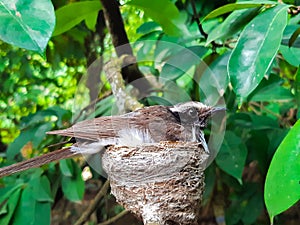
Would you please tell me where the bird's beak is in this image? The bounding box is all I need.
[210,106,226,115]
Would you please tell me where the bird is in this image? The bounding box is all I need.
[0,101,223,179]
[0,101,225,224]
[46,101,224,156]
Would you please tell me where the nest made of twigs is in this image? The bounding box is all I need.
[102,142,209,225]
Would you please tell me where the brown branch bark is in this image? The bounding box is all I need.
[75,180,111,225]
[100,0,152,95]
[98,210,129,225]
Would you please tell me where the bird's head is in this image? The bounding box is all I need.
[169,101,225,128]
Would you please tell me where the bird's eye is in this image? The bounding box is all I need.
[188,108,197,117]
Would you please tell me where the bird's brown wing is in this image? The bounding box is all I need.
[47,105,181,142]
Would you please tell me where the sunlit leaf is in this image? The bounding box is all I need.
[53,1,102,36]
[228,4,289,100]
[0,0,55,53]
[264,119,300,221]
[202,1,276,21]
[127,0,189,36]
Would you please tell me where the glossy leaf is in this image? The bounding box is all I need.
[228,4,289,100]
[53,1,102,36]
[216,131,247,183]
[207,7,261,44]
[202,1,276,21]
[264,119,300,221]
[127,0,189,36]
[0,0,55,53]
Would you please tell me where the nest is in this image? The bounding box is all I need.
[102,142,209,225]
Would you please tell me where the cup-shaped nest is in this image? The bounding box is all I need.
[102,141,209,225]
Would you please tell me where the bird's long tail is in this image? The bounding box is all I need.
[0,147,78,178]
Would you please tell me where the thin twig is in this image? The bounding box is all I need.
[98,210,129,225]
[190,0,207,39]
[190,0,223,50]
[74,180,110,225]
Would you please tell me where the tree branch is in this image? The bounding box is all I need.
[98,210,129,225]
[100,0,152,94]
[74,180,110,225]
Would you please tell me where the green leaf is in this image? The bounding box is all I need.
[264,119,300,221]
[61,160,84,202]
[160,46,208,80]
[136,21,160,34]
[53,1,102,36]
[6,128,36,160]
[288,26,300,47]
[127,0,189,36]
[228,4,289,100]
[206,7,261,44]
[31,122,52,148]
[59,159,74,177]
[0,0,55,53]
[34,201,51,225]
[216,131,248,183]
[229,113,279,130]
[0,188,22,225]
[84,11,99,32]
[296,68,300,115]
[280,45,300,67]
[248,74,293,102]
[7,122,52,159]
[250,84,293,102]
[30,176,53,202]
[12,187,35,225]
[202,1,276,21]
[12,175,52,225]
[281,24,300,48]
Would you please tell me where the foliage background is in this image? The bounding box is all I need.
[0,0,299,225]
